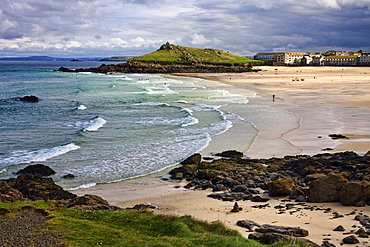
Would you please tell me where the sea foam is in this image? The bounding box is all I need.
[0,143,80,166]
[75,117,107,131]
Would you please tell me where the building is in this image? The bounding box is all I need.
[358,52,370,65]
[323,55,358,66]
[254,53,276,65]
[272,52,304,65]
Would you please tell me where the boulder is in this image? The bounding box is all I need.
[180,153,201,165]
[255,224,309,237]
[342,235,360,244]
[236,219,260,231]
[69,194,120,210]
[215,150,243,158]
[19,95,39,103]
[339,181,370,206]
[248,232,289,244]
[16,164,55,176]
[268,178,295,197]
[308,173,348,203]
[0,181,23,203]
[230,202,242,212]
[333,225,345,231]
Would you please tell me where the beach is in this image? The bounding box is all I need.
[74,66,370,246]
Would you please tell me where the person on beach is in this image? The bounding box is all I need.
[273,94,275,102]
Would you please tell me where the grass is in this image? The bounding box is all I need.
[133,45,264,65]
[0,201,309,247]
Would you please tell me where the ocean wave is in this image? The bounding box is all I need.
[181,116,199,127]
[143,86,178,95]
[76,104,87,110]
[74,117,107,132]
[0,143,80,166]
[67,182,97,191]
[132,102,170,107]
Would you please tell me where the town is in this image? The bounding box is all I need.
[254,50,370,66]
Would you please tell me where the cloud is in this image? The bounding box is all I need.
[0,0,369,57]
[2,28,23,39]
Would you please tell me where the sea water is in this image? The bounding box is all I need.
[0,61,258,189]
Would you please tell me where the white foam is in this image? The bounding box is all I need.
[76,104,87,110]
[0,168,6,173]
[181,116,199,127]
[132,102,170,107]
[0,143,80,166]
[75,117,107,132]
[68,182,97,191]
[143,86,178,95]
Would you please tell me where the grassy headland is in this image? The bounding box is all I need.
[133,42,263,66]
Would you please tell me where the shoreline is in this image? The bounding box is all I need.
[74,66,370,246]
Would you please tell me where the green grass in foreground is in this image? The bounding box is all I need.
[0,201,309,247]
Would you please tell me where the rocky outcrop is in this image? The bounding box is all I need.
[57,60,258,74]
[169,150,370,206]
[4,174,76,201]
[1,164,120,211]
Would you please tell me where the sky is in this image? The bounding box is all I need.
[1,0,370,57]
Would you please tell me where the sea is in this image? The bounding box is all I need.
[0,61,256,190]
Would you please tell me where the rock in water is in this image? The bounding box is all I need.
[16,164,56,176]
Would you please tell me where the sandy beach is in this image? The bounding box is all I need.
[75,66,370,246]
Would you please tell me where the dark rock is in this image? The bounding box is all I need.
[248,232,289,245]
[231,185,248,193]
[333,225,345,231]
[127,204,158,210]
[250,196,269,202]
[236,219,260,231]
[268,178,295,197]
[18,95,39,103]
[6,174,76,201]
[329,134,349,140]
[339,181,370,206]
[255,224,309,237]
[321,240,336,247]
[308,173,348,203]
[180,153,201,165]
[230,202,242,212]
[62,174,75,179]
[215,150,243,158]
[342,235,360,244]
[16,164,56,176]
[0,180,23,203]
[69,194,120,210]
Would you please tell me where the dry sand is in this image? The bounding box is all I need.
[75,66,370,246]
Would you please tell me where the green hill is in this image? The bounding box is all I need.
[133,42,263,65]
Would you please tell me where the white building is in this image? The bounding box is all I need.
[358,52,370,65]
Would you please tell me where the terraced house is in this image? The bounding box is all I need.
[254,51,370,66]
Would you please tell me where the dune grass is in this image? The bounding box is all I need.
[0,201,309,247]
